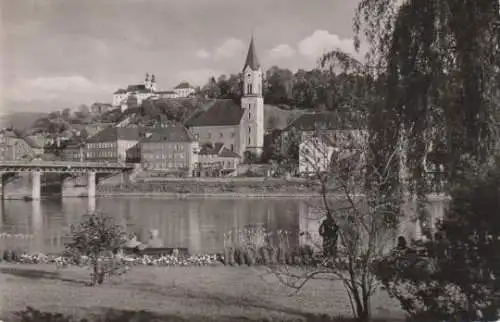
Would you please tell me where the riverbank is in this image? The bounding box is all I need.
[0,263,404,322]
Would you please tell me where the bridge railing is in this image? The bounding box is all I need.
[0,160,135,168]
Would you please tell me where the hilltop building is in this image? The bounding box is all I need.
[173,82,196,98]
[185,36,265,162]
[112,74,196,111]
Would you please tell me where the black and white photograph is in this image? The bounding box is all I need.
[1,0,499,321]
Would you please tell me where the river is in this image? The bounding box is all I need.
[0,197,448,255]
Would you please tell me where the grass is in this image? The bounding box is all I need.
[0,263,405,322]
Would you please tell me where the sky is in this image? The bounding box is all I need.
[0,0,365,114]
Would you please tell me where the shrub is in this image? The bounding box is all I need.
[64,212,128,286]
[375,165,500,321]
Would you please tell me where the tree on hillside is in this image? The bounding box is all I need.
[61,108,71,120]
[264,66,294,105]
[65,212,128,286]
[202,77,221,99]
[74,105,91,122]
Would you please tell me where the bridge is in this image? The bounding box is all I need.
[0,161,135,200]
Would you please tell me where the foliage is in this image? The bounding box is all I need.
[269,128,300,175]
[199,66,373,116]
[64,212,128,286]
[243,151,259,164]
[16,307,81,322]
[374,162,500,321]
[268,124,400,322]
[347,0,500,223]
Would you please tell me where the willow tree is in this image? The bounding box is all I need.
[322,0,500,230]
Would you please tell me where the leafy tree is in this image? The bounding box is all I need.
[61,108,71,120]
[269,127,399,322]
[64,212,128,286]
[375,160,500,321]
[264,66,294,105]
[346,0,500,225]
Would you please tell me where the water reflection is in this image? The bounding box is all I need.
[0,197,447,255]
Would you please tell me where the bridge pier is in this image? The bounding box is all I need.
[32,171,41,201]
[88,171,96,199]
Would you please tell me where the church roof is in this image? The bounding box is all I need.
[243,36,260,71]
[174,82,192,89]
[184,100,244,127]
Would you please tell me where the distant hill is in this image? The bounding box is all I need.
[0,112,48,132]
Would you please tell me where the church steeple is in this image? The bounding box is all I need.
[243,36,260,71]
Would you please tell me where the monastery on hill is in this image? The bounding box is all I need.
[112,74,196,111]
[184,36,265,160]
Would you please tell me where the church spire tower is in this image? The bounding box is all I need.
[240,35,264,159]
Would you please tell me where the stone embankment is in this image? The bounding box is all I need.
[96,177,326,198]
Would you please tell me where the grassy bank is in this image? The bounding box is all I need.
[0,263,404,322]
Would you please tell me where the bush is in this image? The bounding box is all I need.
[64,212,128,286]
[375,165,500,321]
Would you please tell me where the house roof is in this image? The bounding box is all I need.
[1,128,42,148]
[184,99,244,127]
[86,126,143,143]
[284,112,350,132]
[114,89,127,94]
[64,136,85,148]
[219,147,241,158]
[156,90,176,94]
[23,136,42,149]
[174,82,192,89]
[199,143,240,158]
[243,36,260,71]
[126,84,150,93]
[141,125,195,143]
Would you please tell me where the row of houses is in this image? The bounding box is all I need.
[61,124,241,177]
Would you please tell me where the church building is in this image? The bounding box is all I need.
[185,36,265,161]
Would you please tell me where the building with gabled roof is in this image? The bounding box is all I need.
[173,82,196,98]
[185,36,264,162]
[140,124,199,176]
[85,126,143,163]
[112,75,197,111]
[194,142,241,177]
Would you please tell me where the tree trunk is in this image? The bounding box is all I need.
[91,263,99,286]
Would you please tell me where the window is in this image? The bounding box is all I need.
[248,137,251,145]
[219,133,223,138]
[248,126,251,133]
[230,144,234,151]
[249,111,251,119]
